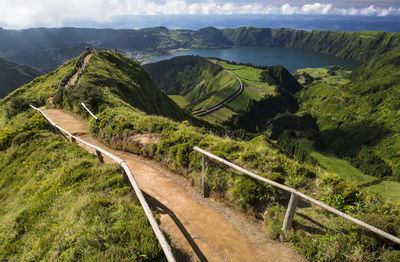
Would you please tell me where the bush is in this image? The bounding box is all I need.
[277,132,318,165]
[265,204,286,239]
[351,147,392,178]
[5,97,30,119]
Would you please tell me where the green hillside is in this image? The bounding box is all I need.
[144,51,400,207]
[0,57,42,98]
[144,57,279,122]
[296,48,400,182]
[2,51,400,261]
[222,28,400,62]
[0,111,167,261]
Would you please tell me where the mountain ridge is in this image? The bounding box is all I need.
[0,57,42,98]
[1,26,399,71]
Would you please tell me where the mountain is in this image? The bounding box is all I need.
[2,49,400,261]
[0,57,42,98]
[1,26,400,70]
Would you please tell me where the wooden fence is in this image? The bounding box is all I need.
[193,146,400,245]
[30,105,176,262]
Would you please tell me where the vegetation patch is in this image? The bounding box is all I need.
[0,110,168,261]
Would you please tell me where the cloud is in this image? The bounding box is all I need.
[0,1,399,29]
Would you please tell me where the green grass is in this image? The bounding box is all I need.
[90,104,400,261]
[296,67,352,86]
[296,50,400,183]
[192,76,239,111]
[311,151,375,185]
[201,107,237,123]
[300,139,400,204]
[168,95,189,107]
[0,111,167,261]
[369,181,400,204]
[211,60,276,114]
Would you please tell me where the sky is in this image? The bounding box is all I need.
[0,0,400,29]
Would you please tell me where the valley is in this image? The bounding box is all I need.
[1,25,400,261]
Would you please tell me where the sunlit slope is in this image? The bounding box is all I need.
[143,56,236,112]
[144,56,287,122]
[296,48,400,181]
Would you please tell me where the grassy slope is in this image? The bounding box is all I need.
[213,60,276,112]
[168,95,189,107]
[145,57,276,123]
[3,51,400,261]
[190,69,239,111]
[297,48,400,179]
[295,49,400,202]
[0,57,43,98]
[85,54,400,261]
[222,28,400,62]
[0,111,166,261]
[143,56,239,114]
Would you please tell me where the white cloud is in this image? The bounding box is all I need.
[0,1,399,29]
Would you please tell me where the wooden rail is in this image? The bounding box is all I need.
[193,146,400,245]
[81,102,98,120]
[30,105,176,262]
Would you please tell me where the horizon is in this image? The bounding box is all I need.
[1,1,400,31]
[1,14,400,33]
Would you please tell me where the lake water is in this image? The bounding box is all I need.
[142,46,361,73]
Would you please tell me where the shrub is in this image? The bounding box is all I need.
[265,204,286,239]
[5,97,30,119]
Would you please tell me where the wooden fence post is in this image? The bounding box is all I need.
[280,193,299,241]
[53,126,68,140]
[201,154,208,197]
[95,149,104,163]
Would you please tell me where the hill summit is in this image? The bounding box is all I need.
[2,50,198,124]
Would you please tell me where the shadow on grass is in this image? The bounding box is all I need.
[293,212,327,236]
[320,121,392,158]
[358,178,385,188]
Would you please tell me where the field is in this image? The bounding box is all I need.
[199,59,276,118]
[191,70,239,111]
[201,107,237,122]
[311,149,400,204]
[169,95,189,107]
[296,67,352,86]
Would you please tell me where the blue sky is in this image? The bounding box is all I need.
[0,1,399,29]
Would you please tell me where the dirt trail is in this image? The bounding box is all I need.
[41,108,304,262]
[67,54,92,87]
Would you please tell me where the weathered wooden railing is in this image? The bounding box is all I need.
[30,105,176,262]
[193,146,400,245]
[81,102,98,120]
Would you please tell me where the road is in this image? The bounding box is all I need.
[193,73,243,117]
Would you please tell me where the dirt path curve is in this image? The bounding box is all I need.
[67,54,92,87]
[41,108,304,262]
